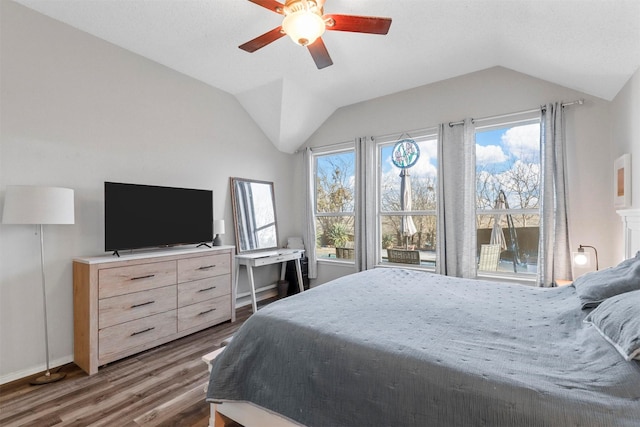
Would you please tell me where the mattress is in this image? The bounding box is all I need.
[207,268,640,427]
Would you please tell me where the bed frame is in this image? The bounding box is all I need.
[202,348,299,427]
[202,209,640,427]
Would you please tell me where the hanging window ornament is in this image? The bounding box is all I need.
[391,139,420,169]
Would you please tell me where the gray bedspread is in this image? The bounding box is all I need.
[207,268,640,427]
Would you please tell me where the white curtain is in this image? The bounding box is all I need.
[355,136,377,271]
[538,103,572,286]
[303,147,318,279]
[436,119,477,278]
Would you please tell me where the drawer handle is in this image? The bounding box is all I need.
[131,300,155,308]
[131,274,155,281]
[198,308,217,316]
[131,327,155,336]
[198,286,216,292]
[198,265,216,270]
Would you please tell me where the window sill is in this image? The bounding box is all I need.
[317,258,355,266]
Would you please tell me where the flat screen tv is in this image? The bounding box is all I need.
[105,182,213,253]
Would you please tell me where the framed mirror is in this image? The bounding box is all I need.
[230,177,279,254]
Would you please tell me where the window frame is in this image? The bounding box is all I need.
[474,114,541,280]
[374,128,439,270]
[313,143,356,264]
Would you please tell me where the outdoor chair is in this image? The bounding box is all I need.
[478,244,501,271]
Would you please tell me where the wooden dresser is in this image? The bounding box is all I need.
[73,246,235,375]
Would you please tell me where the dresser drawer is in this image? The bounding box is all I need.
[177,254,230,282]
[178,295,231,332]
[178,275,230,308]
[99,285,177,329]
[99,261,176,299]
[98,310,177,360]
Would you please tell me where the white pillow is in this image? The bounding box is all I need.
[584,289,640,361]
[573,251,640,309]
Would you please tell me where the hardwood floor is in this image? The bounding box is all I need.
[0,304,255,427]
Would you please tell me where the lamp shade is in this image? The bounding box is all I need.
[2,186,75,225]
[214,219,225,235]
[573,244,599,270]
[573,251,591,267]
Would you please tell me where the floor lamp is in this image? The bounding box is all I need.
[2,185,75,385]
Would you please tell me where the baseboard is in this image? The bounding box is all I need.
[0,354,73,385]
[235,288,278,309]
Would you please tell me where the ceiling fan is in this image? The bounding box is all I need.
[239,0,392,69]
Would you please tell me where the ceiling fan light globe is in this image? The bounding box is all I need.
[282,10,325,46]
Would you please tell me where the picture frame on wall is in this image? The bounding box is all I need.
[614,153,631,208]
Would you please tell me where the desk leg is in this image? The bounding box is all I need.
[247,265,258,313]
[295,258,305,293]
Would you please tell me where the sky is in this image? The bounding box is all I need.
[476,123,540,171]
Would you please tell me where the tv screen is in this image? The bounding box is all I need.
[105,182,213,252]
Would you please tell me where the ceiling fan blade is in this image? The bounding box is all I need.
[307,37,333,69]
[248,0,285,15]
[239,26,285,52]
[324,14,392,35]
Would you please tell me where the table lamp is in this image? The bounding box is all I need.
[213,219,225,246]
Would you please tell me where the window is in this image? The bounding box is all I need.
[314,148,356,261]
[308,112,543,279]
[377,130,439,268]
[475,119,541,276]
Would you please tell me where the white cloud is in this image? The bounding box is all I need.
[409,161,437,178]
[502,124,539,160]
[418,138,438,159]
[476,144,508,166]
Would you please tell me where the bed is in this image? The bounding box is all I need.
[204,212,640,427]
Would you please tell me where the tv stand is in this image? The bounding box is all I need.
[197,242,212,248]
[112,250,120,257]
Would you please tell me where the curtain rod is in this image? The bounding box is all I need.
[295,139,356,154]
[297,125,439,154]
[448,98,584,127]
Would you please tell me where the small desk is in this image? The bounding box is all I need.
[235,249,305,313]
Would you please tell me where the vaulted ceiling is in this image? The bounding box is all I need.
[13,0,640,153]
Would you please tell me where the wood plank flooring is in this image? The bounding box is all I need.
[0,304,255,427]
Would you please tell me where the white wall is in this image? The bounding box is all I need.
[305,66,619,284]
[0,1,300,383]
[611,66,640,259]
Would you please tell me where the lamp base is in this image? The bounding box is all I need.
[213,234,222,246]
[30,371,66,385]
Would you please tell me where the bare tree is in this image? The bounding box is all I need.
[316,154,355,246]
[476,155,540,229]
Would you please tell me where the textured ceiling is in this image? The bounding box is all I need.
[13,0,640,153]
